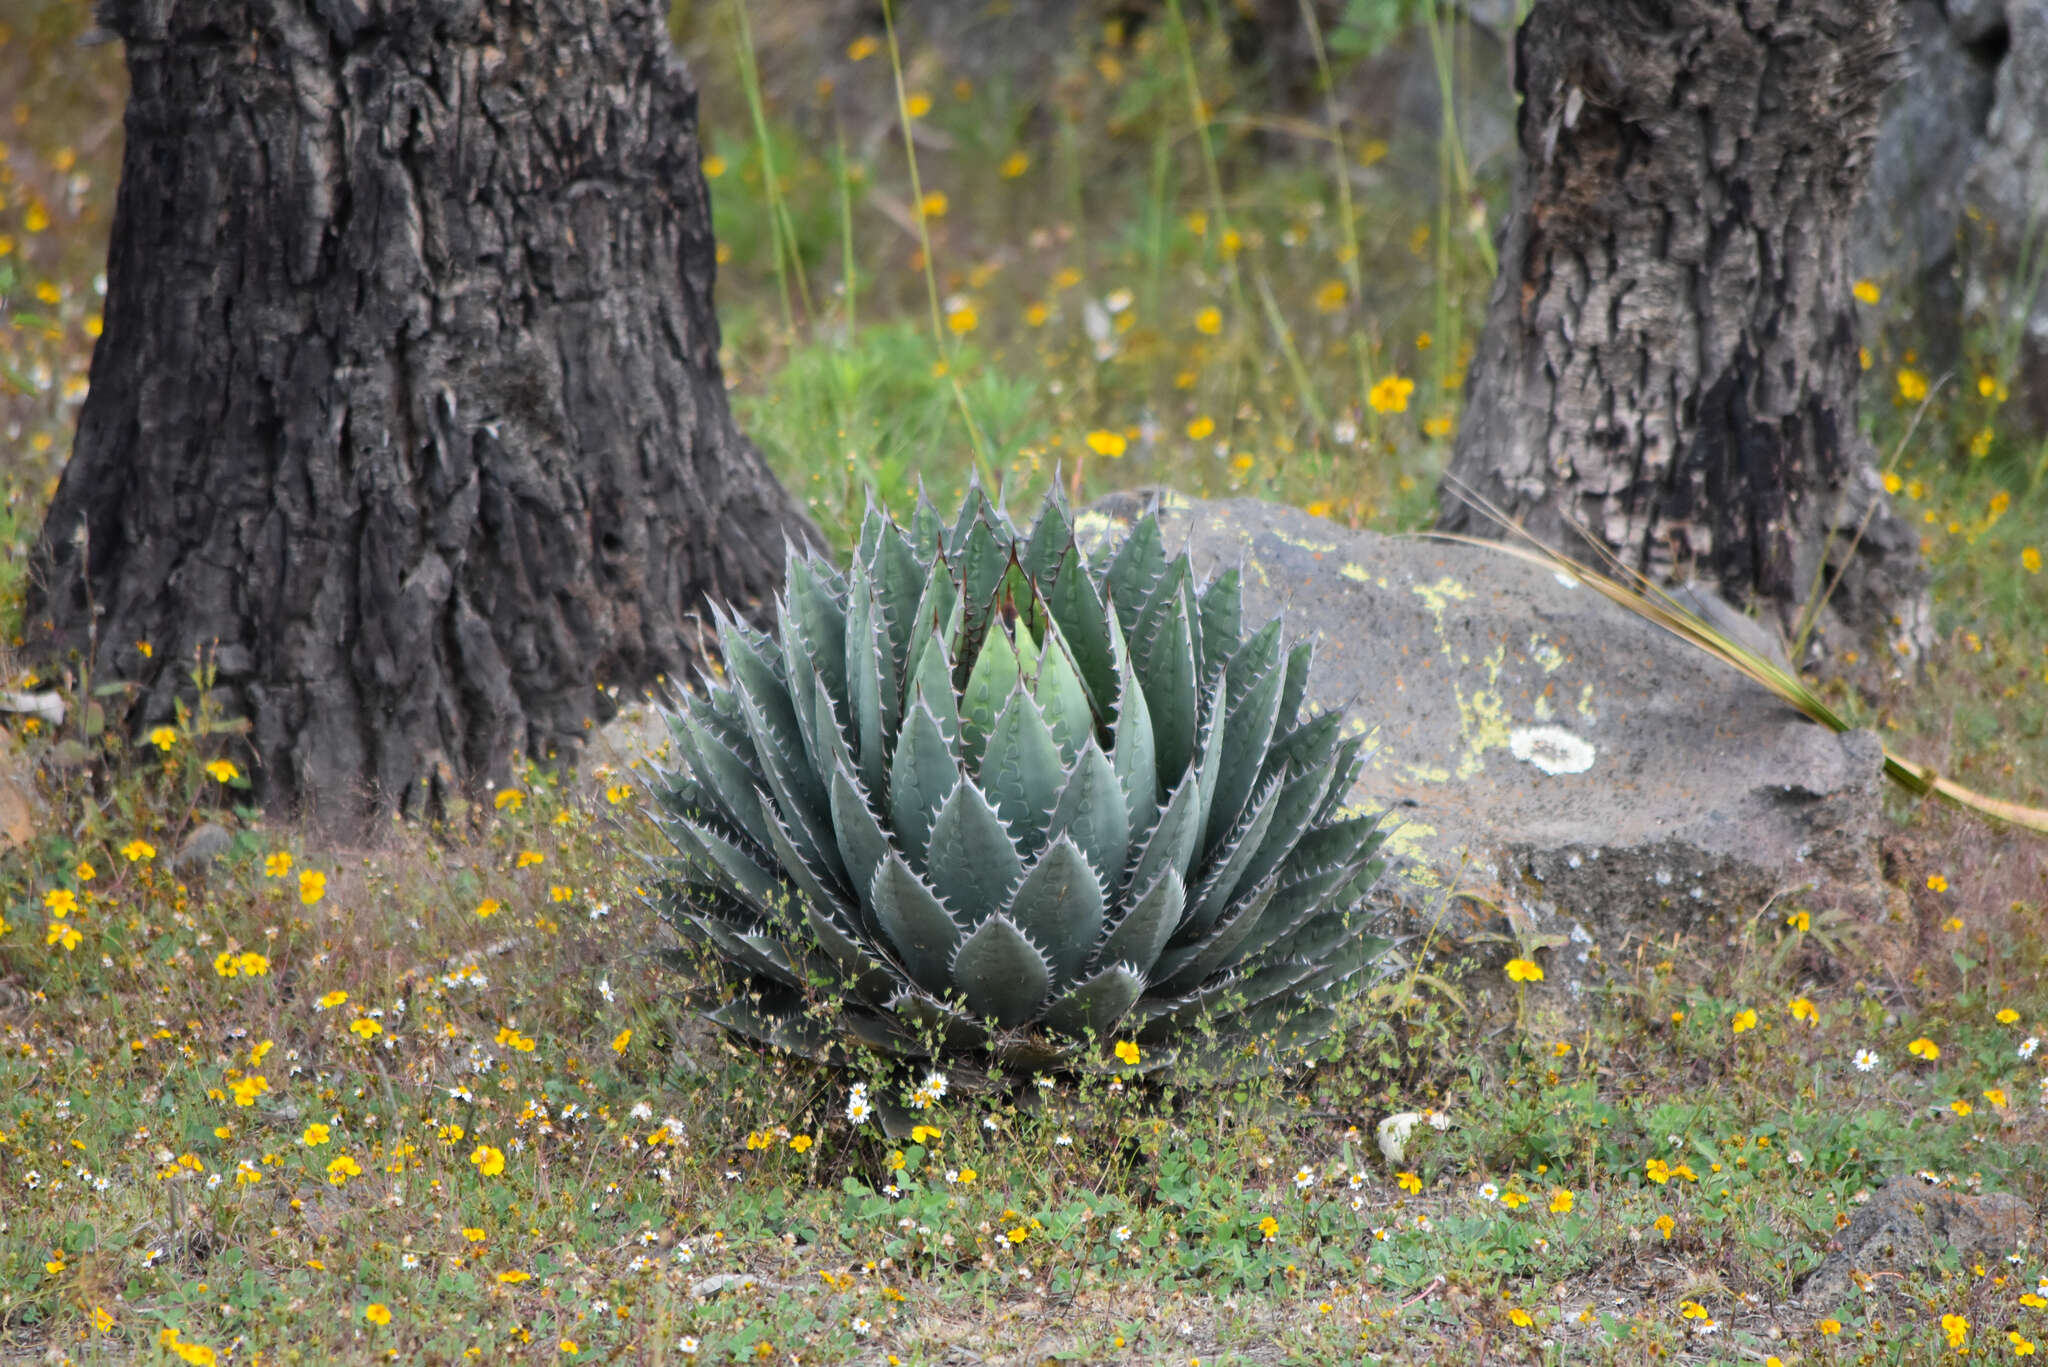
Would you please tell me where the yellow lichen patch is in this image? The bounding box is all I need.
[1454,683,1513,780]
[1269,528,1335,554]
[1340,561,1372,584]
[1445,644,1514,780]
[1402,762,1452,784]
[1411,577,1473,658]
[1072,510,1120,543]
[1576,683,1598,722]
[1339,798,1440,885]
[1529,636,1567,673]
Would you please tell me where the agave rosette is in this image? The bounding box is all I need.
[649,488,1391,1073]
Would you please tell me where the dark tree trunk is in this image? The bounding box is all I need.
[1437,0,1930,659]
[27,0,817,833]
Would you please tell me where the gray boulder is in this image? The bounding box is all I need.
[1084,493,1892,1002]
[1796,1180,2037,1304]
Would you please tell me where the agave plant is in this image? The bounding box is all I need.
[648,487,1392,1075]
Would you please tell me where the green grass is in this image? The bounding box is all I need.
[2,0,2048,1361]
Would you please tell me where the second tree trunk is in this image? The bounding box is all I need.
[1438,0,1928,658]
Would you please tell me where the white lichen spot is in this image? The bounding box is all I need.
[1506,725,1597,776]
[1654,869,1673,887]
[1554,572,1579,590]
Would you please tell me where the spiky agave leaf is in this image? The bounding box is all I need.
[646,486,1394,1078]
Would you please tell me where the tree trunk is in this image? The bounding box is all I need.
[1436,0,1930,660]
[27,0,818,833]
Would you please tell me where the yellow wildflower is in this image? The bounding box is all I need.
[1367,376,1414,414]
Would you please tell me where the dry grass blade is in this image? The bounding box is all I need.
[1429,486,2048,837]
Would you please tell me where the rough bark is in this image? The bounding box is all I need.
[1437,0,1930,659]
[27,0,818,834]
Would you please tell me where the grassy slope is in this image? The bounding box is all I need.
[1,1,2046,1362]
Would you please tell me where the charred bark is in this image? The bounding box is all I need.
[27,0,818,834]
[1437,0,1929,658]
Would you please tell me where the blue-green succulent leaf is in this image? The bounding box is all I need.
[980,688,1066,848]
[1185,774,1284,935]
[843,566,888,797]
[958,621,1022,768]
[1043,963,1145,1040]
[869,853,965,996]
[888,700,959,871]
[1045,740,1129,894]
[1206,645,1286,853]
[1276,639,1314,736]
[1033,618,1098,762]
[1046,544,1117,714]
[1108,612,1158,829]
[1125,772,1204,904]
[676,819,788,916]
[1104,511,1167,632]
[1004,835,1106,986]
[1091,867,1182,975]
[1197,567,1244,678]
[906,629,962,751]
[1152,872,1280,994]
[949,914,1052,1028]
[924,778,1025,923]
[783,556,848,705]
[1135,588,1199,788]
[828,765,890,936]
[674,709,776,855]
[1021,489,1074,587]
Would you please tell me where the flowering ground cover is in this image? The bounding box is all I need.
[2,2,2047,1361]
